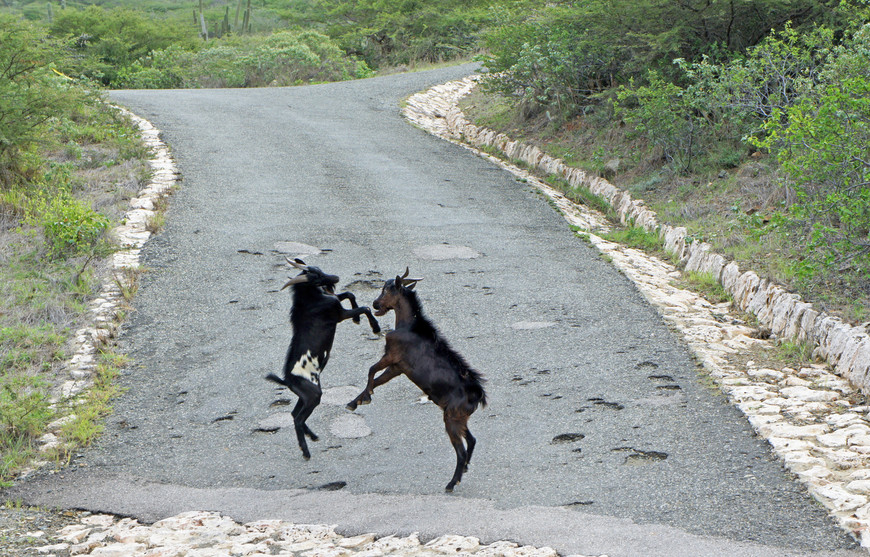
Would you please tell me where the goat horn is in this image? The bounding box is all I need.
[281,275,309,289]
[286,257,308,270]
[401,267,410,279]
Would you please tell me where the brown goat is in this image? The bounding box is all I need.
[347,269,486,492]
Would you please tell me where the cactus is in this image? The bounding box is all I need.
[234,0,242,31]
[47,2,53,23]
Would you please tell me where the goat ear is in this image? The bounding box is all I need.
[286,257,308,270]
[395,274,403,286]
[281,275,309,289]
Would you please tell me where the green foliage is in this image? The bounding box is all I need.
[480,5,619,119]
[39,193,110,259]
[0,15,81,184]
[48,6,196,86]
[602,224,663,253]
[480,0,856,120]
[322,0,493,68]
[753,24,870,281]
[119,30,371,88]
[680,271,732,304]
[616,71,712,173]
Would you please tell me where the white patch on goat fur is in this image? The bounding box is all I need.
[290,351,321,384]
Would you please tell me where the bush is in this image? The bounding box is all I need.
[753,25,870,281]
[39,193,110,259]
[0,15,84,186]
[118,30,370,89]
[616,71,712,174]
[49,6,196,86]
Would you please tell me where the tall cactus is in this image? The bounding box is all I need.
[197,0,208,40]
[47,2,53,23]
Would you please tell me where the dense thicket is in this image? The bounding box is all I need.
[480,0,870,293]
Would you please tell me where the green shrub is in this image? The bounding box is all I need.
[0,15,84,186]
[753,24,870,280]
[49,6,196,86]
[616,71,712,174]
[118,30,370,89]
[40,194,110,259]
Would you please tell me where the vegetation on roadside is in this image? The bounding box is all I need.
[465,0,870,323]
[0,14,149,484]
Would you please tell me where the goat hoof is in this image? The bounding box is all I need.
[445,484,455,493]
[346,402,357,411]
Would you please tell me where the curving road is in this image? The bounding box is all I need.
[7,65,863,556]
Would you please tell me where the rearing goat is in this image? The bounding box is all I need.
[267,258,380,460]
[347,268,487,491]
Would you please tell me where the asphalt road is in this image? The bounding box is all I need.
[5,65,863,556]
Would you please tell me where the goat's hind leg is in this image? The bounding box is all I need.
[444,411,470,492]
[285,378,322,460]
[464,429,476,472]
[291,398,318,441]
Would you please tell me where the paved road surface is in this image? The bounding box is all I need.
[5,65,863,556]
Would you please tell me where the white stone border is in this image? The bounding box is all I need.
[403,77,870,549]
[33,108,179,460]
[33,510,582,557]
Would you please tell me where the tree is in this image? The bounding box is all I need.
[0,15,76,185]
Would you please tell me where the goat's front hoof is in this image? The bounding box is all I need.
[445,484,455,493]
[346,401,358,411]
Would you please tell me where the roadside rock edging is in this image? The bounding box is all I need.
[32,510,590,557]
[27,108,179,467]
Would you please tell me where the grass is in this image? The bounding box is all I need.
[677,271,733,305]
[601,224,664,254]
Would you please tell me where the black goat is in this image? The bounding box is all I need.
[347,268,487,491]
[267,258,380,460]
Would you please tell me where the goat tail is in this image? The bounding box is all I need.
[265,373,289,387]
[465,373,487,409]
[470,383,487,409]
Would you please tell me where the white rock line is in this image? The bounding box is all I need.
[31,108,179,465]
[402,77,870,549]
[34,510,601,557]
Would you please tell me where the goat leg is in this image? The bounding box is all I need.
[336,291,361,323]
[347,358,394,410]
[464,429,476,471]
[293,391,321,460]
[444,412,469,492]
[338,307,381,334]
[291,399,318,441]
